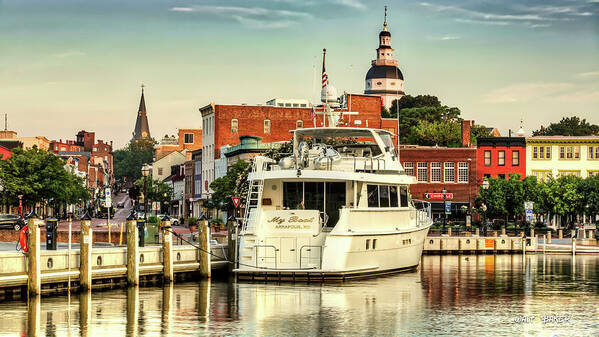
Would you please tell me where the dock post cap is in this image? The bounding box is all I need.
[126,210,137,221]
[80,212,92,221]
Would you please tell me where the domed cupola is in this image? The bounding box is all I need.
[364,6,405,109]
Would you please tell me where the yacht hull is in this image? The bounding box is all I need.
[234,225,431,282]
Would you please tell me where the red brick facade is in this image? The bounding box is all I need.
[208,94,393,159]
[399,145,477,218]
[50,140,83,152]
[476,137,526,183]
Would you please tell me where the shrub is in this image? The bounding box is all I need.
[186,216,198,227]
[147,215,160,224]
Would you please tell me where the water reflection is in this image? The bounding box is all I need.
[2,255,599,336]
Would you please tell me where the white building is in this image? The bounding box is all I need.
[265,98,310,108]
[200,103,216,199]
[152,150,186,182]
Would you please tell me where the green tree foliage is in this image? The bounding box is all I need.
[383,94,490,146]
[478,174,594,228]
[114,138,156,182]
[209,160,251,211]
[135,177,173,204]
[0,147,90,207]
[532,116,599,136]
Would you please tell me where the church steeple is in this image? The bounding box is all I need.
[132,85,151,141]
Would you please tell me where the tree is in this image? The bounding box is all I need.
[478,177,507,219]
[410,120,461,147]
[114,138,156,181]
[209,160,251,211]
[390,95,442,114]
[135,178,173,205]
[580,174,599,219]
[0,147,90,209]
[532,116,599,136]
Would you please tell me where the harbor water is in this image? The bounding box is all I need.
[1,254,598,336]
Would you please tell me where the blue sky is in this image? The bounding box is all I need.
[1,0,598,148]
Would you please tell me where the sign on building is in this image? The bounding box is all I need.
[524,201,534,222]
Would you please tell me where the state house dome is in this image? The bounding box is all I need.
[365,65,404,81]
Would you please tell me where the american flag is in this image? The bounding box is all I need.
[321,48,328,88]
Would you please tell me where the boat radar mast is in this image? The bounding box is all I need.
[319,48,342,127]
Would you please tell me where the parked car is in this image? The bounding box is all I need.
[0,214,25,231]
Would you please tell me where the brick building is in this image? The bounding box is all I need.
[476,137,526,183]
[199,94,396,198]
[155,128,203,161]
[0,144,11,160]
[50,130,114,192]
[399,121,477,220]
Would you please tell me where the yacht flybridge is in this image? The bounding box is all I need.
[234,126,433,281]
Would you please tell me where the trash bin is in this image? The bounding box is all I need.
[136,220,146,247]
[146,221,159,245]
[45,218,58,250]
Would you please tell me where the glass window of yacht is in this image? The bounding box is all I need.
[444,163,455,183]
[390,186,398,207]
[399,186,408,207]
[379,185,390,207]
[366,239,370,250]
[283,182,304,209]
[417,163,428,182]
[367,185,379,207]
[458,162,469,183]
[431,162,441,182]
[304,182,325,212]
[404,162,414,176]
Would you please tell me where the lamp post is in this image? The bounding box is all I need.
[18,195,23,218]
[482,178,490,234]
[442,188,447,229]
[141,164,151,221]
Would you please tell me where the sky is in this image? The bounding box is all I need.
[1,0,598,148]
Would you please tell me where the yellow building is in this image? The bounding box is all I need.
[526,136,599,181]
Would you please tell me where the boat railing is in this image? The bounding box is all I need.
[413,200,432,227]
[254,155,388,173]
[254,245,278,269]
[299,245,323,269]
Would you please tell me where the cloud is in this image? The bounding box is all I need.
[428,35,460,40]
[577,71,599,78]
[333,0,365,10]
[169,5,312,28]
[420,2,596,27]
[482,82,573,103]
[552,90,599,102]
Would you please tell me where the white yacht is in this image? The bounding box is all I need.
[234,123,432,281]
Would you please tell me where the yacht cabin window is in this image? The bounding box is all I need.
[282,181,345,227]
[367,184,407,208]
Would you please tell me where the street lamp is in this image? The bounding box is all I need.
[482,178,490,234]
[141,163,151,221]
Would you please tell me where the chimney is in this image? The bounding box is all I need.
[461,120,472,147]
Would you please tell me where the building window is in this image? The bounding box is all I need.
[532,170,551,182]
[184,133,194,144]
[444,162,455,183]
[558,170,581,178]
[498,151,505,166]
[285,103,291,107]
[589,146,594,159]
[417,163,428,182]
[296,120,303,129]
[512,151,520,166]
[431,162,441,182]
[533,147,538,159]
[458,162,469,183]
[589,171,599,177]
[264,119,271,134]
[404,162,414,176]
[484,151,491,166]
[231,119,238,133]
[293,103,299,107]
[560,146,580,160]
[158,167,163,175]
[545,146,551,159]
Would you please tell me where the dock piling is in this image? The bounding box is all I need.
[80,213,93,291]
[26,214,42,296]
[126,212,139,286]
[119,222,124,246]
[162,216,173,283]
[227,216,237,273]
[199,218,211,278]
